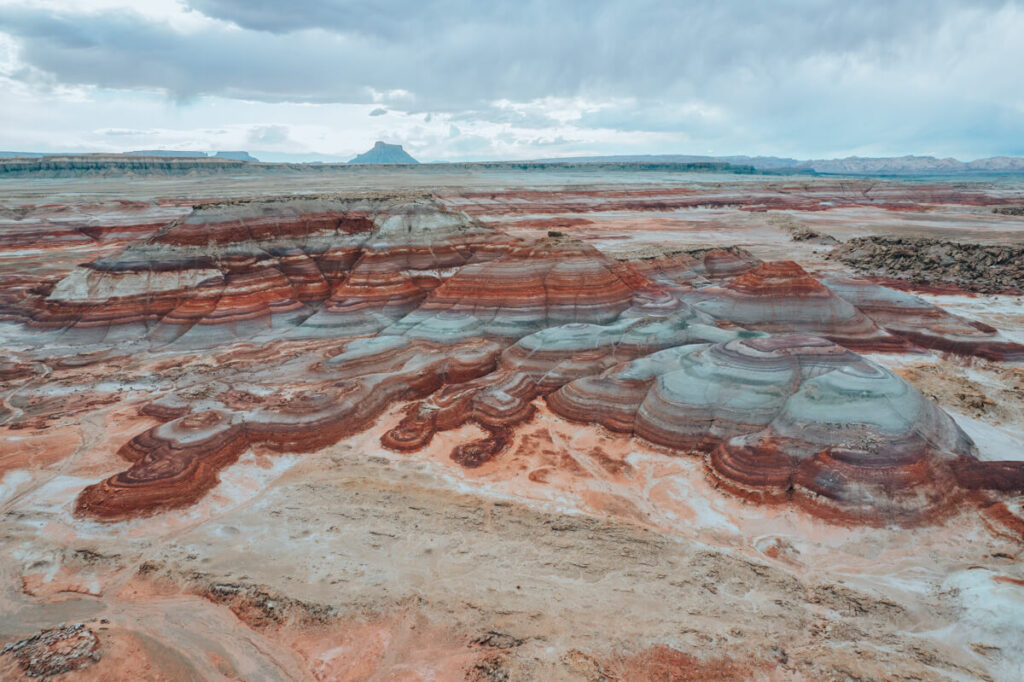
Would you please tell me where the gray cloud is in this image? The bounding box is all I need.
[369,107,387,116]
[0,1,1007,105]
[247,124,292,145]
[0,0,1022,158]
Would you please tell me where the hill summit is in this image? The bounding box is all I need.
[349,141,419,164]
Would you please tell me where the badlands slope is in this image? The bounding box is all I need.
[1,168,1024,681]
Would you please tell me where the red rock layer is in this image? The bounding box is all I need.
[76,337,504,519]
[19,198,383,335]
[700,248,761,279]
[0,199,188,251]
[388,238,652,340]
[381,312,735,467]
[0,219,169,252]
[151,207,375,247]
[42,199,1022,526]
[77,297,717,518]
[823,277,1024,361]
[443,184,1006,218]
[951,457,1024,493]
[683,261,913,352]
[618,251,704,285]
[22,198,515,342]
[305,228,517,335]
[547,334,1022,525]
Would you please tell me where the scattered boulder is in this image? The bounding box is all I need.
[790,227,839,244]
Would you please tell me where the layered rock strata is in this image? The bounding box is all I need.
[22,196,516,345]
[823,277,1024,360]
[4,194,1017,526]
[680,261,912,352]
[76,336,504,517]
[548,334,1019,523]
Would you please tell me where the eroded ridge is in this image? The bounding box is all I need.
[822,277,1024,360]
[2,194,1016,526]
[549,334,1021,524]
[17,196,520,345]
[679,261,911,352]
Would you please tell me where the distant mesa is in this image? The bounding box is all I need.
[212,151,259,162]
[0,151,49,158]
[124,150,260,162]
[123,150,208,158]
[349,141,419,164]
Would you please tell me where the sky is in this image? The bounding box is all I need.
[1,0,1023,162]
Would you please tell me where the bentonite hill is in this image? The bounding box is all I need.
[1,162,1024,681]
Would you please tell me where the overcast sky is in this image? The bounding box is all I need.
[1,0,1023,162]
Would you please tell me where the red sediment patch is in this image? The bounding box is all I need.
[603,645,766,681]
[954,458,1024,494]
[993,575,1024,587]
[450,425,513,468]
[981,502,1024,541]
[0,426,84,475]
[864,275,987,297]
[186,578,506,681]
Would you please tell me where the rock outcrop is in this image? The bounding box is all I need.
[679,261,913,352]
[830,237,1024,294]
[823,277,1024,360]
[548,334,1009,524]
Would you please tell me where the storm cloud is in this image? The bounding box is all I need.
[0,0,1022,160]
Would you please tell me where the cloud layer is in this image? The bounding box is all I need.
[1,0,1023,160]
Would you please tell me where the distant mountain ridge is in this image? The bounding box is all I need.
[0,156,749,178]
[348,141,419,164]
[3,149,1024,176]
[0,150,260,161]
[534,153,1024,174]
